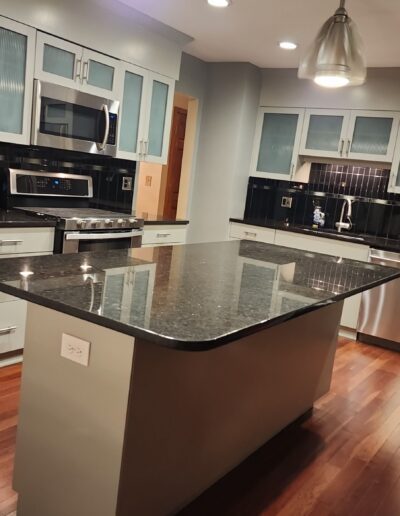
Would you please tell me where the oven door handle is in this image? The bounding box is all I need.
[96,104,110,151]
[65,229,143,241]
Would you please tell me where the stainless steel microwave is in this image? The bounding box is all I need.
[31,80,119,156]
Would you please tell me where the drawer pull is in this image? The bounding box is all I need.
[156,233,171,238]
[244,231,257,238]
[0,325,17,336]
[0,240,23,245]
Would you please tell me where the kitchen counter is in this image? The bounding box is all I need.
[0,209,57,228]
[8,242,400,516]
[231,218,400,252]
[133,211,189,225]
[0,240,397,351]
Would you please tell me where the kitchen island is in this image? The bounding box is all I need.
[0,241,398,516]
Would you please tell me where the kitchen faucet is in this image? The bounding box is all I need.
[335,198,353,233]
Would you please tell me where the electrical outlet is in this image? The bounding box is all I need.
[122,176,133,191]
[145,176,152,187]
[61,334,91,367]
[281,196,293,208]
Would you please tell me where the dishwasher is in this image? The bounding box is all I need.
[358,248,400,350]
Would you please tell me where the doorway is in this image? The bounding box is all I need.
[134,92,198,220]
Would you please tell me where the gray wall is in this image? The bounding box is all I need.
[0,0,190,78]
[260,68,400,110]
[177,58,261,243]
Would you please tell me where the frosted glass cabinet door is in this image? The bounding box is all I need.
[0,17,35,145]
[144,73,175,164]
[80,49,121,99]
[251,108,304,180]
[347,110,400,162]
[388,136,400,193]
[300,109,350,158]
[35,32,82,89]
[118,65,147,160]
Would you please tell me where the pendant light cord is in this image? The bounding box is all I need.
[340,0,346,7]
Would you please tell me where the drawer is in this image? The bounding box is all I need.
[0,299,27,354]
[229,223,275,244]
[142,226,187,246]
[0,228,55,255]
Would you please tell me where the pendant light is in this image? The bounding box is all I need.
[298,0,366,88]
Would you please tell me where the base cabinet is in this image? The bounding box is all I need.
[142,225,187,247]
[0,227,54,358]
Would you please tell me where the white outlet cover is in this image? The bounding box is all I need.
[61,333,91,367]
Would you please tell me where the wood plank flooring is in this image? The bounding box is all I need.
[2,339,400,515]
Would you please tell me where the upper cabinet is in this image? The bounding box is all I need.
[250,108,305,180]
[118,64,174,164]
[35,32,121,99]
[300,108,400,163]
[0,16,35,145]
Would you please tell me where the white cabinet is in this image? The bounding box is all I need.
[250,108,305,180]
[300,108,400,163]
[118,64,175,164]
[0,227,55,357]
[229,223,275,244]
[388,130,400,193]
[274,230,370,330]
[35,32,121,99]
[142,225,187,247]
[0,16,35,145]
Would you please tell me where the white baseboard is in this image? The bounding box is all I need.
[339,327,357,340]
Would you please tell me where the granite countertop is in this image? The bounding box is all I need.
[133,211,189,225]
[0,241,398,351]
[230,218,400,253]
[0,209,57,228]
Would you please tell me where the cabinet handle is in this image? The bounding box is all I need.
[346,139,351,156]
[156,233,171,238]
[0,240,23,245]
[0,325,17,336]
[244,231,257,238]
[339,139,345,156]
[82,61,89,82]
[75,59,82,80]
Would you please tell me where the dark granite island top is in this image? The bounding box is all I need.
[0,209,57,228]
[0,240,398,351]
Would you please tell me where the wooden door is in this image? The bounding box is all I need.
[163,107,187,219]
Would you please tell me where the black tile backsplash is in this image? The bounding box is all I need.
[0,143,136,213]
[245,163,400,239]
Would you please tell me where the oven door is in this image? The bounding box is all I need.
[32,80,119,156]
[62,229,143,254]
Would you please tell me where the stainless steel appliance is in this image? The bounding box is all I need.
[358,248,400,350]
[32,81,119,156]
[9,169,143,254]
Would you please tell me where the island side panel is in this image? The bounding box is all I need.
[13,303,135,516]
[117,301,343,516]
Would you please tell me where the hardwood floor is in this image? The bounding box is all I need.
[2,340,400,515]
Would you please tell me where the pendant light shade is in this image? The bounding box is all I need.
[298,0,366,88]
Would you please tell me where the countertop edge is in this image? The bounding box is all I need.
[143,220,189,226]
[1,270,399,352]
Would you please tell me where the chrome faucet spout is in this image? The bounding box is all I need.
[336,198,353,233]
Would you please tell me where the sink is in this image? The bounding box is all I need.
[299,228,365,242]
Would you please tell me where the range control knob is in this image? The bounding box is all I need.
[76,219,85,229]
[90,219,100,228]
[104,218,113,227]
[128,218,137,225]
[117,218,124,226]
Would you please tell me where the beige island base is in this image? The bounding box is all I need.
[14,300,342,516]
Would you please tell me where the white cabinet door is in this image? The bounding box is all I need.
[0,16,35,145]
[346,110,400,162]
[142,225,187,246]
[0,299,27,354]
[142,72,175,164]
[229,223,275,244]
[250,108,305,180]
[388,128,400,193]
[35,32,83,89]
[274,230,370,330]
[299,109,350,159]
[80,48,121,99]
[117,63,148,161]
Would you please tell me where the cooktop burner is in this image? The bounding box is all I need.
[16,207,143,231]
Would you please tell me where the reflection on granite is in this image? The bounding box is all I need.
[0,209,57,228]
[230,218,400,253]
[133,211,189,225]
[0,241,398,350]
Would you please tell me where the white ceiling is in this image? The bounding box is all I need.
[118,0,400,68]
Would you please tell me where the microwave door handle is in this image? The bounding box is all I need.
[97,104,110,151]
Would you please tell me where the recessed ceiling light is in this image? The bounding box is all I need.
[279,41,298,50]
[207,0,231,7]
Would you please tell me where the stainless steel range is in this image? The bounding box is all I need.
[7,169,143,254]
